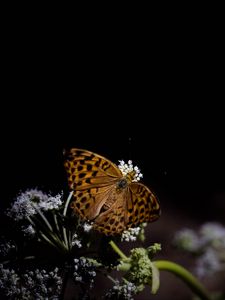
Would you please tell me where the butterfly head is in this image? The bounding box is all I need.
[116,171,136,191]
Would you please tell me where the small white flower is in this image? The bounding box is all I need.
[134,166,139,172]
[73,257,96,288]
[118,161,143,182]
[22,225,36,237]
[121,227,141,242]
[0,240,16,256]
[118,160,125,166]
[88,271,96,277]
[106,280,136,300]
[74,275,82,282]
[71,234,82,248]
[83,222,93,232]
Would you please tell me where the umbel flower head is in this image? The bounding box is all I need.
[173,222,225,278]
[121,227,141,242]
[0,264,62,299]
[105,279,137,300]
[117,243,161,293]
[7,189,63,221]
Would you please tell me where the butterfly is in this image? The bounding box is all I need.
[64,148,160,235]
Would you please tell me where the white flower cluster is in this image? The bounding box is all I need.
[195,248,222,278]
[73,257,96,288]
[173,228,201,252]
[105,280,136,300]
[0,265,20,298]
[200,222,225,246]
[7,189,63,221]
[118,160,143,182]
[22,224,36,237]
[0,239,16,257]
[38,193,63,211]
[121,227,141,242]
[0,265,62,299]
[71,233,82,248]
[83,222,93,232]
[174,222,225,278]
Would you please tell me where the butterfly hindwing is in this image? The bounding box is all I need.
[93,189,129,235]
[71,185,116,221]
[127,182,161,227]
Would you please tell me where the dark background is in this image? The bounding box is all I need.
[1,14,224,298]
[1,98,224,299]
[2,99,224,221]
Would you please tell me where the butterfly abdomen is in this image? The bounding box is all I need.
[102,193,117,211]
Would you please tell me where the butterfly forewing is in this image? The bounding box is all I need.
[64,148,122,223]
[64,148,122,190]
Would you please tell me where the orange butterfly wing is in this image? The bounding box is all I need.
[127,182,161,227]
[64,148,122,221]
[64,148,160,235]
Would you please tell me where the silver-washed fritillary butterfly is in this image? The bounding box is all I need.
[64,148,160,235]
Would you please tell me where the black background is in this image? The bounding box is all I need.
[1,93,224,222]
[1,16,225,299]
[0,0,224,222]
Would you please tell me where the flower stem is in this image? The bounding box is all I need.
[62,191,73,249]
[63,191,73,217]
[109,240,128,260]
[153,260,212,300]
[31,204,53,231]
[107,275,118,284]
[53,213,60,233]
[28,216,67,252]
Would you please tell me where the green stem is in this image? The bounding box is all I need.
[24,256,35,260]
[28,216,67,252]
[109,240,128,260]
[53,212,67,248]
[63,191,73,217]
[30,204,53,232]
[53,213,60,233]
[107,275,118,284]
[63,191,73,249]
[39,232,60,249]
[153,260,212,300]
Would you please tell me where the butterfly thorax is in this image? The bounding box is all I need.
[116,171,136,192]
